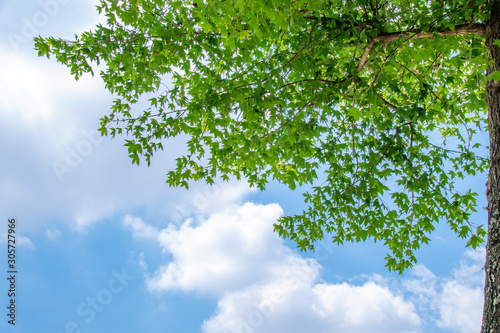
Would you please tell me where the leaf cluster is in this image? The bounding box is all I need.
[35,0,491,272]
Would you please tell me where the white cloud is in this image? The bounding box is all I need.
[138,252,149,270]
[0,0,103,53]
[0,233,35,249]
[126,202,421,333]
[202,279,421,333]
[19,235,35,249]
[313,282,420,332]
[46,228,61,240]
[435,249,485,333]
[402,265,439,305]
[147,202,297,294]
[123,215,159,240]
[437,281,483,333]
[403,249,485,333]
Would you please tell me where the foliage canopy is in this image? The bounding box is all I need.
[35,0,492,273]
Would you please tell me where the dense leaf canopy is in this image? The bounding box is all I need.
[35,0,491,272]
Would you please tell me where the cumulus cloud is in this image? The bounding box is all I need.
[312,282,420,333]
[125,202,422,333]
[403,249,485,333]
[147,202,300,294]
[202,279,421,333]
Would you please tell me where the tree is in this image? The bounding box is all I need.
[35,0,500,330]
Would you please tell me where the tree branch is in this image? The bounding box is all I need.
[376,23,485,42]
[377,96,398,110]
[356,23,485,72]
[357,40,375,72]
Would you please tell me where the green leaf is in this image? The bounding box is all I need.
[348,107,361,121]
[485,70,500,82]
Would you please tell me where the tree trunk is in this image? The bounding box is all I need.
[482,0,500,332]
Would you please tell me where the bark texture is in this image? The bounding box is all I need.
[482,0,500,332]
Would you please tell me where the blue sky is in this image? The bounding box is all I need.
[0,1,489,332]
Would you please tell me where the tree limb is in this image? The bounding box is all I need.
[357,40,375,72]
[377,96,398,110]
[356,23,486,72]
